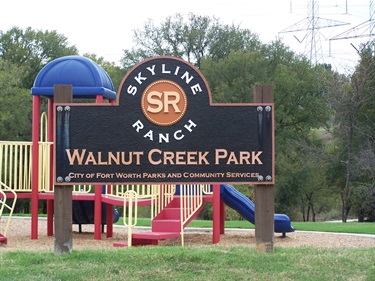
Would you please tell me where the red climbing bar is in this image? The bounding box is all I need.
[212,184,221,244]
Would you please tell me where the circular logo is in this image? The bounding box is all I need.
[141,80,187,126]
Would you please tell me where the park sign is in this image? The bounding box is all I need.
[54,56,274,185]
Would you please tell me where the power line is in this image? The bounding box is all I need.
[279,0,374,73]
[329,0,375,56]
[279,0,350,65]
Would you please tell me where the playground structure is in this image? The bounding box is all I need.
[0,56,294,247]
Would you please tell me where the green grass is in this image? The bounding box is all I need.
[118,218,375,235]
[4,215,374,280]
[1,246,374,281]
[291,221,375,235]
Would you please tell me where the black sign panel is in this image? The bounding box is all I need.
[55,56,274,185]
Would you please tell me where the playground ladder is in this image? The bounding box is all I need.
[0,181,17,244]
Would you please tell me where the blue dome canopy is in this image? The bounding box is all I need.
[31,55,116,100]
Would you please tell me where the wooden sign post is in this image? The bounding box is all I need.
[54,85,73,255]
[254,85,274,253]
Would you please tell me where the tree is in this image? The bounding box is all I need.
[121,13,261,69]
[348,45,375,222]
[0,26,78,89]
[83,53,126,92]
[325,44,375,222]
[0,59,31,140]
[201,51,268,102]
[0,27,78,141]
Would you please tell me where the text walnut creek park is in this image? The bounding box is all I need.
[65,148,264,166]
[65,148,263,180]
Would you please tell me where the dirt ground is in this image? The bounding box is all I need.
[1,217,374,252]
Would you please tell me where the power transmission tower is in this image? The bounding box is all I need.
[279,0,350,65]
[329,0,375,55]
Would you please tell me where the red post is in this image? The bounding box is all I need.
[31,95,40,239]
[220,200,225,234]
[96,95,103,103]
[212,184,221,243]
[106,185,113,238]
[94,185,102,240]
[94,94,104,240]
[106,204,114,238]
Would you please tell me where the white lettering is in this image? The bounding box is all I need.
[146,65,156,75]
[162,64,171,74]
[134,72,147,84]
[181,71,194,84]
[191,83,202,95]
[144,130,154,141]
[174,130,184,140]
[127,85,137,96]
[132,120,144,132]
[184,119,197,132]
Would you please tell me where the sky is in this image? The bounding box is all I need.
[2,0,372,74]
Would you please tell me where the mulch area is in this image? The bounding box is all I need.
[1,217,374,252]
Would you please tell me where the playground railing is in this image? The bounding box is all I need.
[107,184,173,219]
[43,184,94,194]
[38,141,53,192]
[179,184,205,246]
[109,184,158,201]
[0,140,91,195]
[154,184,176,218]
[0,181,17,237]
[202,184,213,195]
[72,184,93,193]
[0,141,32,192]
[0,141,53,193]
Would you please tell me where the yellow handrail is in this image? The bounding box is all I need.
[38,141,52,192]
[123,190,138,247]
[40,112,48,142]
[179,184,206,246]
[38,112,51,192]
[0,181,17,237]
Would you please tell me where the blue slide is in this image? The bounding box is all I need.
[220,184,295,235]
